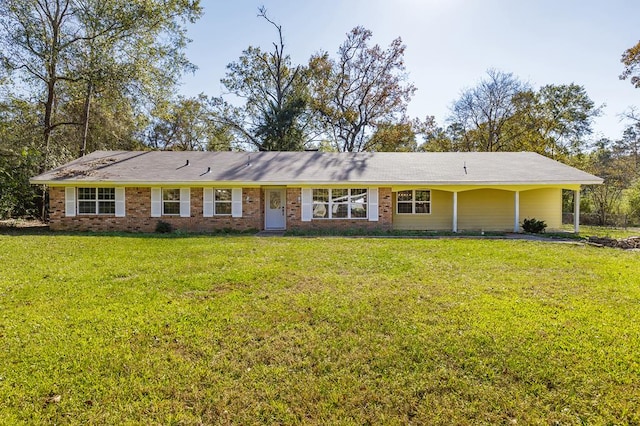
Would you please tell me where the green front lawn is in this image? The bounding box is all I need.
[1,234,639,424]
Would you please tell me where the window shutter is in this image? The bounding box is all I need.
[180,188,191,217]
[115,188,126,217]
[203,188,213,217]
[231,188,242,218]
[151,188,161,217]
[301,188,312,222]
[65,187,76,217]
[368,188,379,222]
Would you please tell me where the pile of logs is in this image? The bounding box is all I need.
[587,236,640,250]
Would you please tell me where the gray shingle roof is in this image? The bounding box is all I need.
[30,150,603,186]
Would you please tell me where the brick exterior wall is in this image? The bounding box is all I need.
[285,187,392,231]
[49,186,392,232]
[49,187,262,232]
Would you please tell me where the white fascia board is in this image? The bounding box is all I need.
[30,178,603,187]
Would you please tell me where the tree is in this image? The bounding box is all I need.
[146,95,230,151]
[620,40,640,88]
[367,120,417,152]
[0,0,201,218]
[444,71,598,158]
[214,7,311,151]
[533,84,599,158]
[615,122,640,171]
[309,26,416,152]
[447,69,529,152]
[0,0,83,172]
[623,178,640,225]
[0,96,42,218]
[584,139,632,225]
[72,0,202,156]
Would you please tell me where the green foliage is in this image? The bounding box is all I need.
[620,40,640,88]
[367,120,418,152]
[622,178,640,224]
[521,217,547,233]
[0,0,202,217]
[214,8,311,151]
[1,236,640,423]
[584,138,633,225]
[309,26,416,152]
[0,97,44,218]
[155,220,173,233]
[147,94,223,151]
[0,148,41,218]
[447,69,530,152]
[429,70,599,159]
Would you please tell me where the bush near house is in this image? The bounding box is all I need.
[1,235,639,424]
[522,217,547,233]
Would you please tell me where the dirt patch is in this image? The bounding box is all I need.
[0,219,49,233]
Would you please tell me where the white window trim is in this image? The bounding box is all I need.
[162,188,181,216]
[396,189,431,215]
[214,188,233,216]
[77,187,116,215]
[312,188,368,220]
[204,188,239,218]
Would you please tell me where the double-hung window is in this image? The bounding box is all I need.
[77,188,115,215]
[397,189,431,214]
[162,189,181,215]
[214,189,232,215]
[312,188,367,219]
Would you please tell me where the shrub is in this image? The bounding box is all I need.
[155,221,173,233]
[522,218,547,233]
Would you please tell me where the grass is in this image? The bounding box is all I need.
[1,233,639,424]
[571,224,640,239]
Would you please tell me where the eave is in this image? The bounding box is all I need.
[29,179,604,188]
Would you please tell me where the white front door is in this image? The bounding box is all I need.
[265,189,286,230]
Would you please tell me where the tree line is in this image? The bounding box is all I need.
[1,2,639,226]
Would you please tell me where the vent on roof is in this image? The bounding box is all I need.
[246,155,251,167]
[463,162,467,175]
[200,166,211,176]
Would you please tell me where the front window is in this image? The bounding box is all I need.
[78,187,115,215]
[397,190,431,214]
[313,188,367,219]
[162,189,180,215]
[214,189,232,215]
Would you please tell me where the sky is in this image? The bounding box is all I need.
[180,0,640,141]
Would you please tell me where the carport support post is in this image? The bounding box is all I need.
[514,191,520,232]
[452,191,458,233]
[574,189,580,233]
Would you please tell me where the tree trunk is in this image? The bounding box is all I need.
[80,80,93,157]
[40,78,56,220]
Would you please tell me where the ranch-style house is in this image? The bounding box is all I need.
[30,150,603,233]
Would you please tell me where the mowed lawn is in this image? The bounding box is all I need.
[1,234,639,425]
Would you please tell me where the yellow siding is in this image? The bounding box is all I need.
[392,190,453,230]
[391,187,564,232]
[458,189,515,231]
[519,188,562,230]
